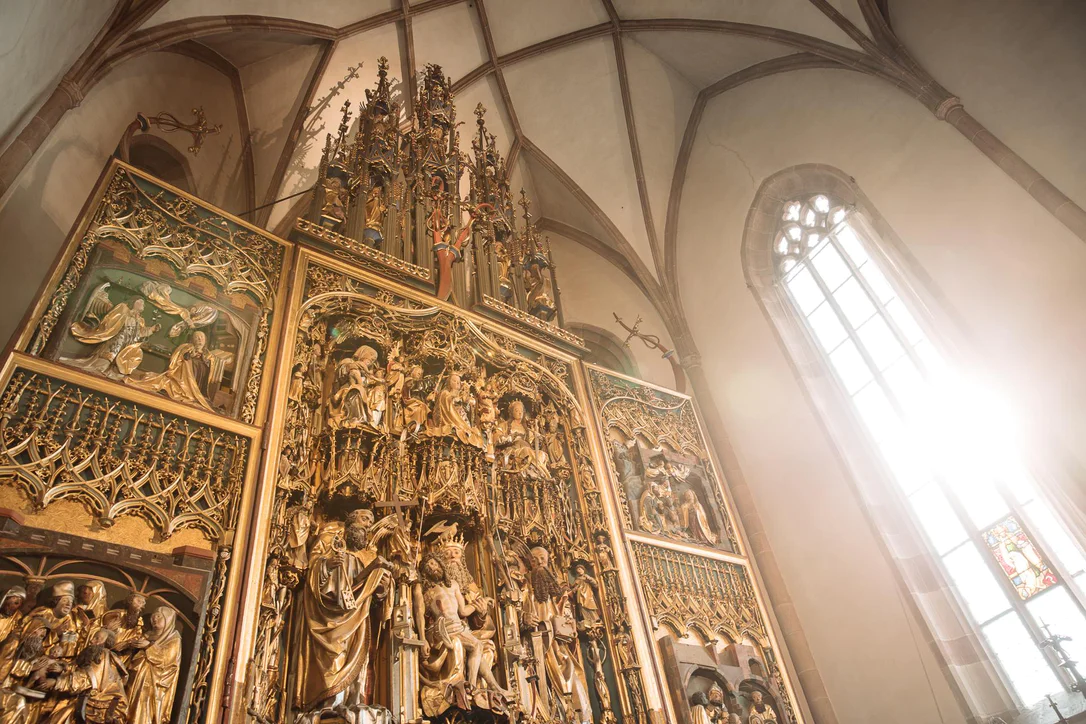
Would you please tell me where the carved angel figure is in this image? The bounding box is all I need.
[139,281,219,337]
[61,296,159,378]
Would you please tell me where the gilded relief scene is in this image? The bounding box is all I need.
[50,257,254,418]
[0,531,207,724]
[32,167,286,424]
[245,261,646,724]
[590,370,736,553]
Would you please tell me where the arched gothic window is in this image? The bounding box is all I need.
[745,166,1086,715]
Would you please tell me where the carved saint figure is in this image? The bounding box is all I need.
[418,553,508,716]
[320,176,349,229]
[495,400,550,479]
[126,606,182,724]
[62,297,159,378]
[293,513,394,720]
[113,593,146,663]
[329,345,387,429]
[0,587,26,646]
[747,691,778,724]
[42,627,129,724]
[426,374,485,448]
[679,489,718,545]
[364,183,388,246]
[523,257,555,321]
[24,581,81,659]
[128,330,228,410]
[570,564,602,631]
[690,685,727,724]
[523,547,592,724]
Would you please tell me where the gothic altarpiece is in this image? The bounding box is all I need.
[0,60,802,724]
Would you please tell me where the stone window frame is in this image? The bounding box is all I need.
[740,163,1078,722]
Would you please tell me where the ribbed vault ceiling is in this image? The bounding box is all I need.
[74,1,887,301]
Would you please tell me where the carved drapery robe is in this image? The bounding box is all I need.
[427,383,484,448]
[293,524,392,712]
[129,341,214,410]
[680,492,717,545]
[47,649,129,724]
[65,303,155,377]
[127,608,182,724]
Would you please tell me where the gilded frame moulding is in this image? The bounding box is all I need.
[13,160,291,426]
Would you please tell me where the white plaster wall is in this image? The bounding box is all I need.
[0,51,245,346]
[240,41,323,208]
[548,233,676,390]
[0,0,114,150]
[674,65,1086,722]
[892,0,1086,211]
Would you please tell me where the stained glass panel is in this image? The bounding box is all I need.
[985,517,1058,600]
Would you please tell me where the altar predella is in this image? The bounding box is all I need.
[0,59,800,724]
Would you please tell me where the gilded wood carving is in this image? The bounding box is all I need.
[29,163,286,424]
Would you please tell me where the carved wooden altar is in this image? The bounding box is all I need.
[0,60,804,724]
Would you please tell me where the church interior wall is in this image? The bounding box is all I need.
[547,231,676,389]
[0,51,247,348]
[892,0,1086,211]
[674,64,1086,723]
[0,0,114,152]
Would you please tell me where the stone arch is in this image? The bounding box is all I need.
[126,133,198,195]
[567,322,639,378]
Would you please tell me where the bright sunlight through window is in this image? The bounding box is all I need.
[775,195,1086,707]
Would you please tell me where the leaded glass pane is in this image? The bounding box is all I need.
[828,340,873,394]
[806,302,848,352]
[833,277,876,328]
[1026,586,1086,673]
[1024,501,1086,575]
[811,243,851,291]
[885,298,925,345]
[909,485,968,554]
[856,316,905,371]
[983,613,1061,705]
[985,517,1058,600]
[859,260,895,303]
[944,543,1012,624]
[835,225,867,265]
[786,267,825,315]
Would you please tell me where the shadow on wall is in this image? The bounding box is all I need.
[0,135,92,348]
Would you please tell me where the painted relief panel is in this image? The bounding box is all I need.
[0,362,251,722]
[245,256,651,724]
[586,368,737,553]
[26,162,287,423]
[631,542,796,724]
